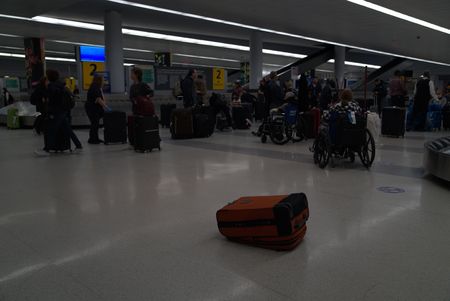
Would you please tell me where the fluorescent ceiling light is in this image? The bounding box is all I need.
[124,48,153,53]
[106,0,450,66]
[173,53,240,63]
[316,69,334,73]
[46,50,74,55]
[173,61,237,70]
[124,57,153,62]
[124,63,135,66]
[31,16,104,31]
[0,52,25,58]
[263,63,284,67]
[347,0,450,35]
[46,56,75,62]
[48,39,102,47]
[263,49,306,59]
[328,59,380,69]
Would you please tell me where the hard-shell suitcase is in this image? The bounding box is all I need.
[128,115,135,145]
[301,108,320,139]
[216,193,309,238]
[228,224,307,251]
[104,111,127,144]
[382,107,406,137]
[193,106,215,138]
[443,105,450,130]
[232,106,251,129]
[160,103,176,128]
[171,108,194,139]
[134,115,161,152]
[7,108,20,129]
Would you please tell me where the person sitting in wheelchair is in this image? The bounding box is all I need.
[270,92,298,118]
[322,89,362,124]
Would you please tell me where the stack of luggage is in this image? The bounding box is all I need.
[127,99,161,152]
[171,106,216,139]
[216,193,309,251]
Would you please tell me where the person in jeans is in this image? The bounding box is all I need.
[389,70,407,107]
[35,69,82,156]
[86,75,107,144]
[412,72,440,131]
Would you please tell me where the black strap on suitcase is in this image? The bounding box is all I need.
[134,115,161,152]
[104,111,127,144]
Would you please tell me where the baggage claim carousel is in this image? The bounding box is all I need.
[424,136,450,182]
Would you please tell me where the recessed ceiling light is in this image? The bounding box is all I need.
[347,0,450,35]
[263,49,307,59]
[328,59,380,69]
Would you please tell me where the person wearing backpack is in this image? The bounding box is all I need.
[35,69,82,156]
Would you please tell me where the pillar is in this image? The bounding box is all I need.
[250,31,263,90]
[334,46,345,89]
[104,11,124,93]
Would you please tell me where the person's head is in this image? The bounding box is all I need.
[46,69,60,82]
[394,70,401,77]
[340,89,353,106]
[423,71,430,78]
[234,80,241,88]
[269,71,277,81]
[188,69,198,79]
[131,67,143,83]
[91,75,104,89]
[312,78,319,85]
[284,92,296,102]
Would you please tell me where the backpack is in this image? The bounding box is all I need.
[62,87,75,111]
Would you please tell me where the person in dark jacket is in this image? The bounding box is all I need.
[35,69,82,156]
[30,76,48,135]
[2,88,14,106]
[129,67,154,115]
[265,72,283,114]
[319,79,336,112]
[309,78,322,108]
[373,78,388,114]
[412,72,438,131]
[86,75,107,144]
[181,69,198,108]
[298,74,310,112]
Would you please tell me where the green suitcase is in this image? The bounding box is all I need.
[7,108,20,129]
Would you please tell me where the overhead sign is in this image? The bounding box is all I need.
[240,62,250,85]
[82,62,105,90]
[155,52,171,67]
[79,46,105,62]
[213,68,226,90]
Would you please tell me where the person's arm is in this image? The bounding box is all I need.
[429,81,439,101]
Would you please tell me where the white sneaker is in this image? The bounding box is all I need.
[73,148,83,154]
[34,149,50,157]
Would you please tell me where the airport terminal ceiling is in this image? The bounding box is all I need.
[0,0,449,70]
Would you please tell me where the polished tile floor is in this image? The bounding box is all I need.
[0,126,449,301]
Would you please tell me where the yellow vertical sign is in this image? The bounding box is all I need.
[82,62,105,90]
[213,68,225,90]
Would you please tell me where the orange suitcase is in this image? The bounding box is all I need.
[216,193,309,238]
[229,224,307,251]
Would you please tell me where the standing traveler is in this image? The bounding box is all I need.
[266,72,283,113]
[232,81,244,101]
[181,69,197,108]
[389,70,407,107]
[195,74,208,106]
[309,78,322,108]
[30,77,48,135]
[319,79,336,112]
[86,75,108,144]
[373,78,388,114]
[2,88,14,106]
[298,74,309,112]
[35,69,82,156]
[412,72,440,131]
[130,67,154,116]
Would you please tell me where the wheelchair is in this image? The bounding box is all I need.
[312,112,376,169]
[257,104,304,145]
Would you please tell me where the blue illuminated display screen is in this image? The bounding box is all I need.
[79,46,105,62]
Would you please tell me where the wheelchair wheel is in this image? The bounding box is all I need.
[359,129,376,168]
[314,137,330,169]
[270,124,290,145]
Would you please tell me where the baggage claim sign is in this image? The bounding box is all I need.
[79,46,105,90]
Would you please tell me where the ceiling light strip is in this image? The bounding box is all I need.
[347,0,450,35]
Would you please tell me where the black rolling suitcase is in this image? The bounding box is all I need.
[171,108,194,139]
[443,105,450,130]
[193,106,215,138]
[232,106,251,129]
[382,107,406,137]
[104,111,127,144]
[160,104,176,128]
[134,115,161,152]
